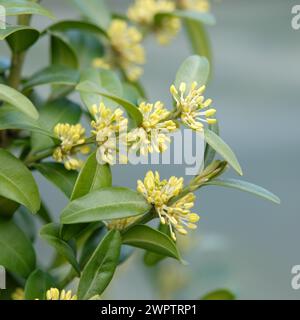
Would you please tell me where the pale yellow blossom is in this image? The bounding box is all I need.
[127,0,181,45]
[92,57,111,70]
[91,103,128,165]
[170,81,216,131]
[108,19,145,81]
[11,288,24,300]
[137,171,200,240]
[127,101,177,155]
[46,288,77,300]
[53,123,89,170]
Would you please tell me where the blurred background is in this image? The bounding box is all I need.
[1,0,299,299]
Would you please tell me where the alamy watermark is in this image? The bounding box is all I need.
[291,5,300,30]
[0,5,5,30]
[97,129,205,176]
[0,266,5,290]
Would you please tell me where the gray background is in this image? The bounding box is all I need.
[1,0,299,299]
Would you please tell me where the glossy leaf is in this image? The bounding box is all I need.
[24,269,55,300]
[35,163,78,198]
[61,152,111,242]
[123,225,180,260]
[201,289,235,300]
[61,187,151,224]
[184,20,212,66]
[71,151,112,200]
[69,0,111,30]
[50,32,78,69]
[46,20,107,37]
[14,207,36,242]
[123,82,142,105]
[174,55,210,90]
[0,219,36,277]
[204,128,243,176]
[0,149,40,213]
[0,0,55,19]
[30,98,82,153]
[5,27,39,53]
[78,230,121,300]
[155,10,215,26]
[65,30,105,68]
[203,178,280,204]
[143,223,170,266]
[40,223,80,275]
[0,105,53,136]
[77,80,143,126]
[204,122,219,167]
[0,84,39,119]
[0,196,19,218]
[78,69,123,112]
[23,66,79,91]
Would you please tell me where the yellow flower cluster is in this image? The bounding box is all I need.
[11,288,25,300]
[127,0,181,45]
[137,171,200,240]
[170,81,216,131]
[53,123,90,170]
[91,103,128,165]
[108,19,145,81]
[127,101,177,155]
[46,288,77,300]
[177,0,210,12]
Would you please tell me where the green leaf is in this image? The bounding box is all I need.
[0,105,53,136]
[23,66,79,91]
[71,151,112,200]
[0,149,40,213]
[61,152,111,241]
[204,122,219,167]
[40,223,80,275]
[201,289,235,300]
[24,269,55,300]
[123,82,142,105]
[203,178,280,204]
[143,223,170,266]
[61,187,151,224]
[34,163,78,198]
[78,69,123,113]
[69,0,111,30]
[184,20,212,66]
[5,27,39,53]
[0,0,55,19]
[0,219,36,277]
[156,10,215,26]
[174,55,210,90]
[0,84,39,119]
[0,196,19,218]
[64,30,105,68]
[50,32,79,69]
[14,207,36,242]
[204,129,243,176]
[46,20,107,37]
[122,225,180,261]
[0,26,39,53]
[78,229,121,300]
[77,80,143,126]
[30,98,82,153]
